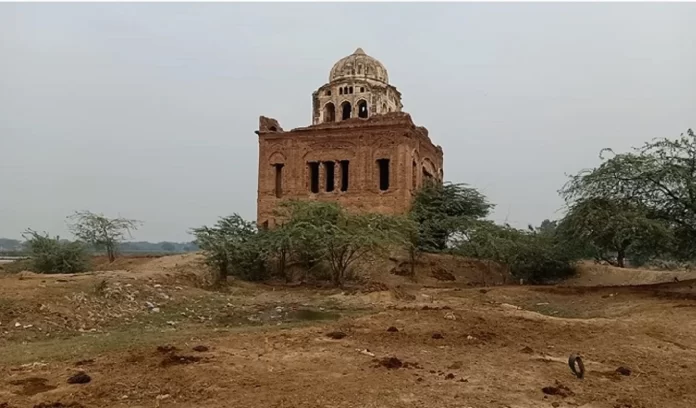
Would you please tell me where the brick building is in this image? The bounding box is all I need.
[255,48,444,228]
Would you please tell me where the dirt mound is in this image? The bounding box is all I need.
[7,377,56,396]
[566,262,696,287]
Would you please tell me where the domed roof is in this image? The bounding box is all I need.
[329,48,389,84]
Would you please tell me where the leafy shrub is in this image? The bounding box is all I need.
[456,221,576,284]
[190,215,268,284]
[22,230,90,274]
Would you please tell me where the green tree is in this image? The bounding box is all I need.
[410,182,493,252]
[22,229,90,274]
[561,128,696,258]
[67,211,142,262]
[280,201,415,287]
[456,221,576,284]
[557,198,671,267]
[191,214,267,285]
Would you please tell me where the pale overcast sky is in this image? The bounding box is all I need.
[1,3,694,242]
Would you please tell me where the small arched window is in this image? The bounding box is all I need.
[360,87,365,93]
[341,101,352,120]
[357,100,368,119]
[324,102,336,123]
[339,88,343,95]
[349,86,353,94]
[326,90,331,96]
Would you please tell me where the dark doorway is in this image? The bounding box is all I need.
[358,100,368,118]
[324,161,335,192]
[341,102,352,120]
[309,162,320,193]
[324,102,335,123]
[377,159,390,191]
[274,164,284,198]
[340,160,349,191]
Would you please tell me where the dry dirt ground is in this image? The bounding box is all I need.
[1,255,696,408]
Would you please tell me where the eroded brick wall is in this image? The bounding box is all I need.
[255,113,443,227]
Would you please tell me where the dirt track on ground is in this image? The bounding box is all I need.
[1,255,695,408]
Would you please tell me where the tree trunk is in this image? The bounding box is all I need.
[217,260,228,286]
[617,249,626,268]
[279,251,289,283]
[408,247,416,278]
[107,245,115,263]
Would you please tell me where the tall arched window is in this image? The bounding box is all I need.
[357,100,368,118]
[341,101,352,120]
[324,102,336,123]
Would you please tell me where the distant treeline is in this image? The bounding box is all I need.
[0,237,198,256]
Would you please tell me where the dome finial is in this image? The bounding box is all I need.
[353,47,366,55]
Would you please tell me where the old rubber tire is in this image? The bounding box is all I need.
[568,354,585,379]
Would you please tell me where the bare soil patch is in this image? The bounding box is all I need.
[1,254,695,408]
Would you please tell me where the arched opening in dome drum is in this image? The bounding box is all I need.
[357,100,368,118]
[341,102,352,120]
[323,102,336,122]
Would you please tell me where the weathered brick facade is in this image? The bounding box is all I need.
[255,48,443,227]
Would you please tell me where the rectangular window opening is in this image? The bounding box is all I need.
[324,161,335,192]
[377,158,390,191]
[340,160,349,192]
[309,162,320,193]
[274,164,284,198]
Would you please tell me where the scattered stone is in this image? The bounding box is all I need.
[377,357,403,369]
[386,326,399,332]
[616,366,632,376]
[552,402,560,407]
[74,359,94,367]
[542,381,574,398]
[458,378,468,382]
[444,312,457,321]
[151,307,160,313]
[431,332,444,339]
[445,373,455,380]
[448,361,463,369]
[416,377,423,382]
[358,349,375,357]
[326,331,347,340]
[156,345,178,354]
[466,335,475,341]
[67,372,91,384]
[521,346,534,354]
[192,345,209,352]
[479,289,489,294]
[160,354,202,367]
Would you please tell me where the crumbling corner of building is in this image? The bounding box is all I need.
[258,116,284,133]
